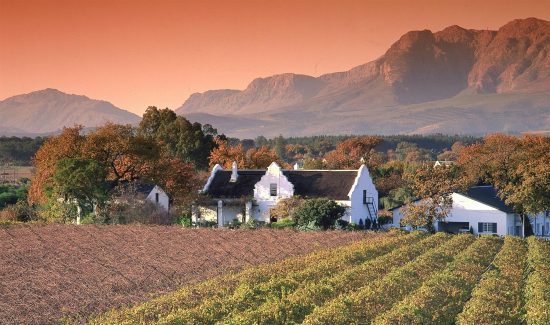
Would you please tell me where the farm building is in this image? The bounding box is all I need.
[193,161,378,227]
[392,185,550,237]
[135,183,170,212]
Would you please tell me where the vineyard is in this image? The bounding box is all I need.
[0,225,368,324]
[93,232,550,325]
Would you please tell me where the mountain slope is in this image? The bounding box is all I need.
[176,18,550,137]
[0,89,140,135]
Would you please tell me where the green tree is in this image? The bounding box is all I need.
[138,106,218,169]
[294,198,346,230]
[48,158,107,223]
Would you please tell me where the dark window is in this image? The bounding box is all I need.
[363,190,367,204]
[270,183,277,196]
[478,222,497,233]
[155,193,159,203]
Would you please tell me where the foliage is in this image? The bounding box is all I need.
[30,124,200,221]
[459,134,550,216]
[47,158,108,219]
[209,139,286,169]
[179,214,192,228]
[401,164,463,232]
[240,218,261,229]
[138,106,218,170]
[0,136,45,165]
[524,237,550,324]
[304,234,476,324]
[269,196,304,221]
[0,183,28,208]
[323,136,383,169]
[456,237,527,325]
[374,236,502,324]
[29,126,85,205]
[293,198,346,230]
[149,233,404,324]
[91,234,549,325]
[270,218,296,229]
[234,233,441,324]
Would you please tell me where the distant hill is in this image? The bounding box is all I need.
[0,89,140,136]
[177,18,550,138]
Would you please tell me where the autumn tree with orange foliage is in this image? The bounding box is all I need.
[458,134,550,216]
[30,124,198,211]
[29,126,85,205]
[208,139,247,169]
[323,136,383,169]
[401,164,464,232]
[209,139,287,169]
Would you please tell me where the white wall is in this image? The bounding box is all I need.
[531,212,550,237]
[392,193,515,236]
[146,186,170,212]
[347,165,378,224]
[253,162,294,222]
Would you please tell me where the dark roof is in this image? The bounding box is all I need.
[283,170,357,200]
[206,170,265,198]
[464,185,515,213]
[205,169,358,200]
[135,183,156,195]
[107,180,156,195]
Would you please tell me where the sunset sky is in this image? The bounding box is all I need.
[1,0,549,115]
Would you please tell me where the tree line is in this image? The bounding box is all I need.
[0,106,547,231]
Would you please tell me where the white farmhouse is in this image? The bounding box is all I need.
[392,185,549,237]
[194,161,378,227]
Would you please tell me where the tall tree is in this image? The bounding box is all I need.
[401,164,463,232]
[459,134,550,216]
[29,126,85,204]
[138,106,217,169]
[324,136,383,169]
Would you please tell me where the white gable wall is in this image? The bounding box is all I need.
[252,162,294,222]
[146,186,170,212]
[347,165,378,224]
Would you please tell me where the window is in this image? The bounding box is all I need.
[478,222,497,234]
[155,193,159,203]
[363,190,367,204]
[270,183,277,197]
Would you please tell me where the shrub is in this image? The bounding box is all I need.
[270,218,296,229]
[228,218,242,229]
[269,196,304,221]
[241,218,261,229]
[179,214,192,228]
[294,198,346,230]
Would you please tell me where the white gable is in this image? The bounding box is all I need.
[254,162,294,200]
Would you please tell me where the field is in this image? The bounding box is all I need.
[93,232,550,325]
[0,225,369,324]
[0,165,34,184]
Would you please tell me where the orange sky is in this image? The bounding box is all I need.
[1,0,549,115]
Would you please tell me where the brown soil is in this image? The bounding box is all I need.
[0,224,367,324]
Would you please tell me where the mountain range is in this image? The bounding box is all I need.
[0,89,140,136]
[177,17,550,137]
[1,17,549,138]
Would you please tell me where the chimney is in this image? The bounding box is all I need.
[230,161,238,182]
